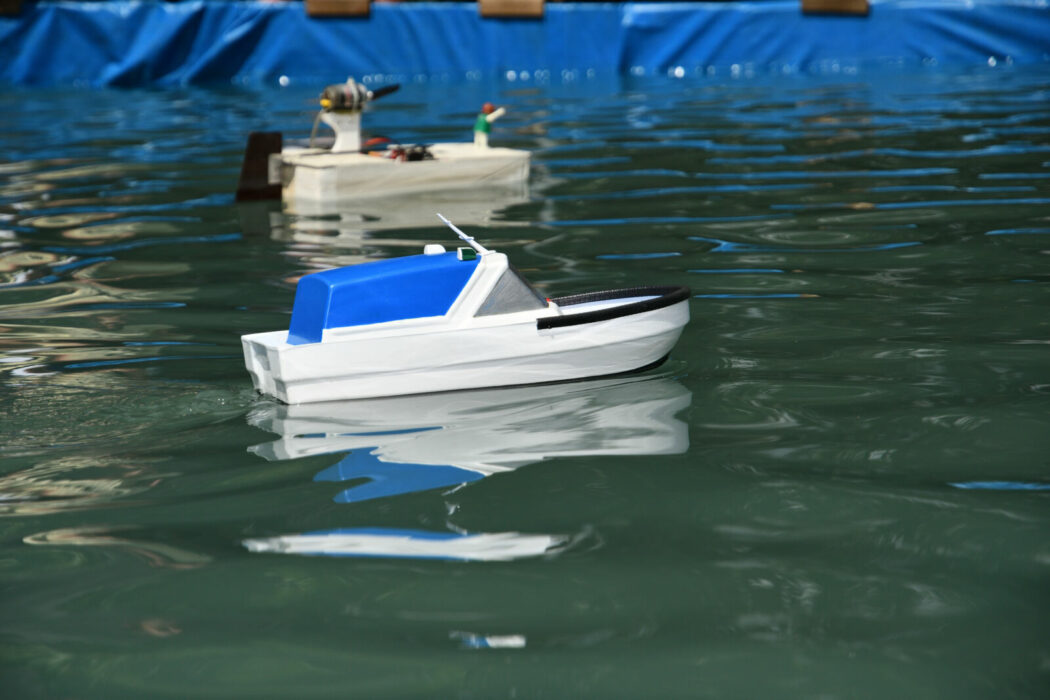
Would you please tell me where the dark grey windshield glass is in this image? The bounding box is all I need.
[475,266,547,317]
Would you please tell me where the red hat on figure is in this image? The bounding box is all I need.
[482,102,496,114]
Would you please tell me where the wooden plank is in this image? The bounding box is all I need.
[802,0,870,16]
[236,132,284,202]
[479,0,545,20]
[306,0,371,19]
[0,0,22,17]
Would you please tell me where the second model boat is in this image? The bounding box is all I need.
[235,77,529,208]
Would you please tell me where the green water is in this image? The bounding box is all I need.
[2,67,1049,698]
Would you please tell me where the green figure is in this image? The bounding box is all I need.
[473,102,506,148]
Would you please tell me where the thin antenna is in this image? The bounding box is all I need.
[437,213,490,255]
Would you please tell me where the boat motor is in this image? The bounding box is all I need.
[311,78,400,152]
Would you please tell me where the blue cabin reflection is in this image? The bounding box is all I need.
[314,450,485,504]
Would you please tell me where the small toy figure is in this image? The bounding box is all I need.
[473,102,506,148]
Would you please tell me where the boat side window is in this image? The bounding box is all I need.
[475,266,547,317]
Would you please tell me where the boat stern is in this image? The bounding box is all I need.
[242,330,286,400]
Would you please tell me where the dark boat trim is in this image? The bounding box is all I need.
[537,285,690,330]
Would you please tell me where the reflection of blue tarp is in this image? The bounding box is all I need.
[315,450,483,503]
[1,0,1048,86]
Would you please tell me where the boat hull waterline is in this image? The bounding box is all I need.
[243,287,690,404]
[280,143,530,206]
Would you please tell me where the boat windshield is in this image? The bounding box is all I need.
[475,266,547,316]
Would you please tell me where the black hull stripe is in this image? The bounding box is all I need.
[537,285,690,331]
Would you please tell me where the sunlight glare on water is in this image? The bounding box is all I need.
[1,66,1049,698]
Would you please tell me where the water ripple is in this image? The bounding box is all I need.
[688,235,921,253]
[708,143,1050,165]
[40,232,241,255]
[950,481,1050,491]
[773,198,1050,212]
[548,215,784,227]
[986,227,1050,236]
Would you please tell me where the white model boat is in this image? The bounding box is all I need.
[241,216,690,404]
[235,78,529,207]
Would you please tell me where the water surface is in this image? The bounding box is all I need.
[1,66,1049,698]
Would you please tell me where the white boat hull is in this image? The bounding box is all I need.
[278,142,529,205]
[242,294,689,404]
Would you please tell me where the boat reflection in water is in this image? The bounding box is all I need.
[242,372,691,561]
[239,184,530,272]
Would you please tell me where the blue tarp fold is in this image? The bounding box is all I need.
[1,1,1048,86]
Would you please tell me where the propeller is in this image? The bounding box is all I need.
[368,83,400,101]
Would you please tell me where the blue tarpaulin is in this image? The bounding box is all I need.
[1,0,1048,86]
